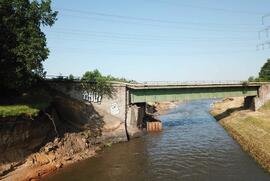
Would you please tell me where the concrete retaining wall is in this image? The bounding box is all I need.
[48,82,127,122]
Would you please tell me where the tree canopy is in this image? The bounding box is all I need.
[248,59,270,82]
[81,69,115,98]
[80,69,136,98]
[0,0,57,93]
[258,59,270,81]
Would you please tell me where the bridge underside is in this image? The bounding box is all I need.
[129,86,258,103]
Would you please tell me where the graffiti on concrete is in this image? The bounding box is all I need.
[82,91,102,103]
[111,103,120,115]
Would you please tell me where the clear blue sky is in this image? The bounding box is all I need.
[43,0,270,82]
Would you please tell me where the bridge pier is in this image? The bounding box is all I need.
[126,104,145,139]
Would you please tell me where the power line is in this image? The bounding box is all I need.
[61,14,257,33]
[47,29,258,43]
[46,36,257,54]
[48,27,254,40]
[144,0,264,15]
[46,35,257,51]
[57,8,260,28]
[45,46,258,56]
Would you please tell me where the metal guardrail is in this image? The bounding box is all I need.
[140,80,245,85]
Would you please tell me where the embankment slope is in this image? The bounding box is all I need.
[211,97,270,173]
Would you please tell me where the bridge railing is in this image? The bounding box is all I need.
[140,80,245,85]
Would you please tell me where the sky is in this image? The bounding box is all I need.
[43,0,270,82]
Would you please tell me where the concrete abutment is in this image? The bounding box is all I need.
[48,82,145,141]
[252,84,270,110]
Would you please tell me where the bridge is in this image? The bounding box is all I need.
[126,82,261,104]
[48,80,270,138]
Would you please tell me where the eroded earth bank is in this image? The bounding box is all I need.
[0,92,127,181]
[0,89,174,181]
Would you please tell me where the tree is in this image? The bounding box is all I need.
[106,74,137,83]
[68,74,75,80]
[0,0,57,93]
[81,69,115,98]
[248,76,255,82]
[82,69,103,82]
[258,59,270,81]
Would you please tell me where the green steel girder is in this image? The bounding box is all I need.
[129,86,258,103]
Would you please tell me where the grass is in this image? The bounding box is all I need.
[259,101,270,111]
[0,88,52,118]
[212,98,270,173]
[0,105,40,117]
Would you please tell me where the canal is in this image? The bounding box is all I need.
[44,99,269,181]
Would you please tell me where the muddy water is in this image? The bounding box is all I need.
[44,99,270,181]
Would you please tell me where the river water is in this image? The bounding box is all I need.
[44,99,270,181]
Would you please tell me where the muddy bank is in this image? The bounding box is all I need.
[1,133,98,181]
[210,97,270,173]
[0,94,127,181]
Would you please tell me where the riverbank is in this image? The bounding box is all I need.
[210,97,270,173]
[1,133,99,181]
[0,90,127,181]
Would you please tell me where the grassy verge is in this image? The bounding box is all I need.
[0,88,52,117]
[0,105,40,117]
[211,98,270,173]
[260,101,270,111]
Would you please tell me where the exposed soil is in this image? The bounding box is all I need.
[210,97,270,173]
[1,134,99,181]
[0,94,127,181]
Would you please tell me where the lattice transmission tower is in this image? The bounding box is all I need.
[257,14,270,50]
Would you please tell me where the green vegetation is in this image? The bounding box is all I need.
[0,0,56,117]
[80,69,137,98]
[259,59,270,81]
[81,69,115,98]
[0,105,40,117]
[81,69,136,84]
[0,0,57,93]
[106,75,137,83]
[0,89,52,117]
[211,98,270,173]
[248,59,270,82]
